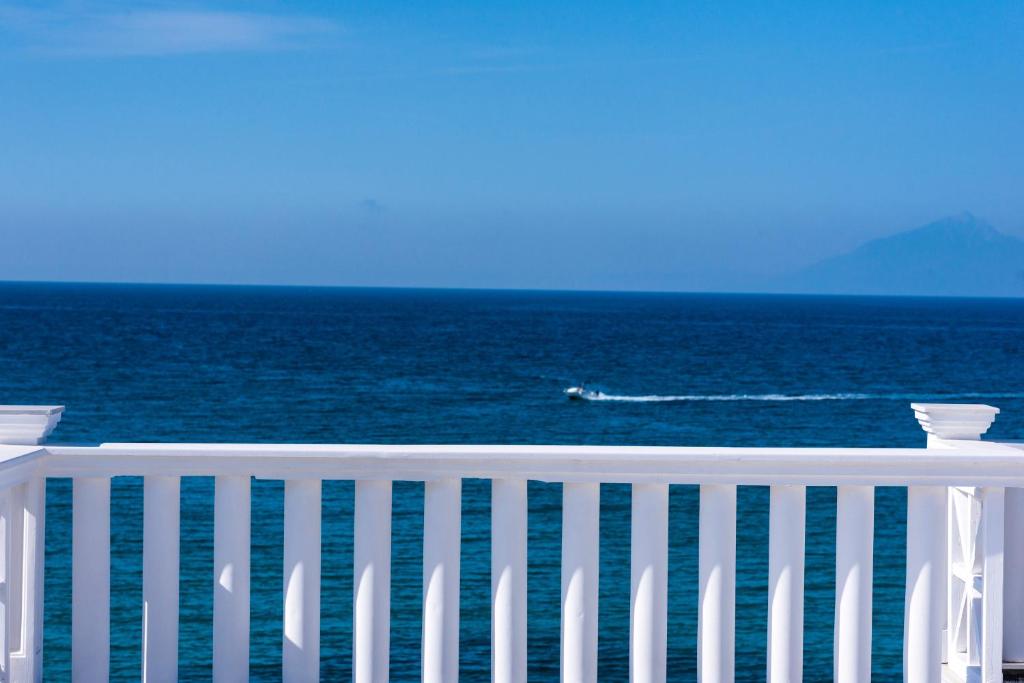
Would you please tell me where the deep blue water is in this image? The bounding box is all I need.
[2,282,1024,681]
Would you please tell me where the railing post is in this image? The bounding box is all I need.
[912,403,1000,683]
[1003,421,1024,672]
[0,405,62,683]
[8,479,45,683]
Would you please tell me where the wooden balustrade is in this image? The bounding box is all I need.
[0,403,1018,682]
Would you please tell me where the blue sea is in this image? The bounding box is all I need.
[2,282,1024,681]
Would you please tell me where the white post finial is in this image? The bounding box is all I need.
[0,405,64,444]
[911,403,998,441]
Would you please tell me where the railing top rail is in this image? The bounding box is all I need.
[0,405,64,415]
[0,445,47,490]
[51,440,1010,456]
[34,439,1024,486]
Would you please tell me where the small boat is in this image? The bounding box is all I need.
[565,386,602,400]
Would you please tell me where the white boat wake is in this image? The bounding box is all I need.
[565,389,1024,403]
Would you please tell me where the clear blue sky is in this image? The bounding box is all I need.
[2,1,1022,290]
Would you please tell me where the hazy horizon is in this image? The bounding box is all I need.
[2,1,1022,292]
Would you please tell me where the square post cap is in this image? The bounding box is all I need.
[911,403,999,440]
[0,405,65,445]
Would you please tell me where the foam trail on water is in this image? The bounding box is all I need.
[575,391,1024,403]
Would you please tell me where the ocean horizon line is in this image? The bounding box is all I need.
[2,278,1023,301]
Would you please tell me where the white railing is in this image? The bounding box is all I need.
[0,402,1020,682]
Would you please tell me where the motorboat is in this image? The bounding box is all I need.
[564,386,601,400]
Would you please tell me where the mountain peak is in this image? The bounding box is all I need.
[898,212,1000,242]
[780,215,1024,297]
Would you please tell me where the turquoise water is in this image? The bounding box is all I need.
[2,282,1023,680]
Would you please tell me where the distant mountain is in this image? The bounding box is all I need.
[777,213,1024,297]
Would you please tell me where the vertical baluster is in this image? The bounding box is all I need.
[560,482,600,683]
[491,479,527,683]
[698,484,736,683]
[0,491,10,682]
[214,475,251,683]
[72,477,111,681]
[767,484,805,683]
[353,480,392,683]
[282,479,321,682]
[904,485,945,683]
[28,478,43,683]
[142,475,180,683]
[422,478,461,683]
[834,485,874,683]
[630,483,668,683]
[979,487,1004,683]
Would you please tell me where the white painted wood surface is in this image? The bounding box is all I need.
[561,482,600,683]
[767,484,805,683]
[5,484,24,683]
[28,478,44,683]
[283,479,321,683]
[0,407,63,447]
[353,480,392,683]
[142,475,180,683]
[213,475,251,683]
[630,483,668,683]
[422,478,461,683]
[914,403,1005,683]
[0,403,1021,682]
[1004,486,1024,662]
[979,487,1004,683]
[72,477,110,682]
[833,485,874,683]
[698,484,736,683]
[44,441,1024,486]
[0,491,9,682]
[491,479,527,683]
[904,485,945,683]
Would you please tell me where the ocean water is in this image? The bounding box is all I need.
[1,282,1023,681]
